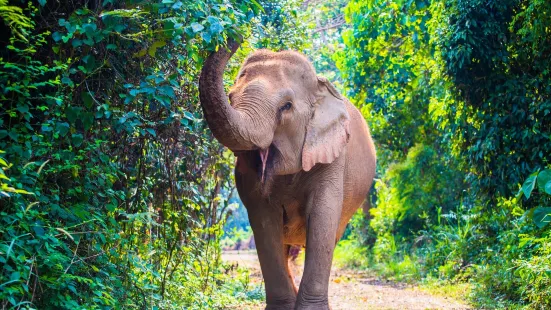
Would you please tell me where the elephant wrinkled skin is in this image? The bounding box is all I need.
[198,39,376,310]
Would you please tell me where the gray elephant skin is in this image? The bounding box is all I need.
[199,39,376,310]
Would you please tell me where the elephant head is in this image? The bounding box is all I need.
[199,39,350,182]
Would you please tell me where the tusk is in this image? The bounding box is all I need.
[259,148,269,183]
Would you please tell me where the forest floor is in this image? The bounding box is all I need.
[222,250,470,310]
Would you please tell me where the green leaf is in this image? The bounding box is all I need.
[201,31,212,43]
[82,23,98,36]
[52,32,63,42]
[146,128,156,137]
[415,0,427,9]
[55,122,70,137]
[10,272,20,281]
[521,173,538,199]
[537,169,551,193]
[545,181,551,195]
[66,106,82,124]
[16,104,29,113]
[82,112,94,131]
[180,118,191,129]
[72,133,84,147]
[41,125,52,133]
[32,225,45,237]
[183,111,195,120]
[68,284,77,294]
[72,39,83,47]
[191,22,204,33]
[148,40,166,57]
[207,16,223,34]
[82,92,94,108]
[532,207,551,228]
[61,76,74,87]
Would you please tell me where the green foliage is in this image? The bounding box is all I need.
[254,0,312,51]
[337,0,452,168]
[220,227,253,250]
[338,0,551,308]
[371,144,464,239]
[333,238,369,270]
[442,0,551,200]
[0,0,262,308]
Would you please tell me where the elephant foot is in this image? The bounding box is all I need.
[294,298,330,310]
[294,305,330,310]
[265,301,295,310]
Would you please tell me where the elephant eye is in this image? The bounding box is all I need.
[280,102,292,111]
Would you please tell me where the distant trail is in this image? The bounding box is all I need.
[222,251,470,310]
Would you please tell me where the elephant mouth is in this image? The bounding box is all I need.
[258,144,278,183]
[259,148,269,183]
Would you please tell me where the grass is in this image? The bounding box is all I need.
[419,277,472,304]
[332,238,473,306]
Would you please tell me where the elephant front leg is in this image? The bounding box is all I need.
[247,204,297,309]
[296,185,343,310]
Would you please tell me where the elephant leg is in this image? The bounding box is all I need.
[295,185,343,310]
[247,204,297,309]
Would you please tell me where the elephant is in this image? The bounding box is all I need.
[198,39,376,309]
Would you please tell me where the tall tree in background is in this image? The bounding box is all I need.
[338,0,551,307]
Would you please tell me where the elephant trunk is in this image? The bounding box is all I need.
[199,39,255,151]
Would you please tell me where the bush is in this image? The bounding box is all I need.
[338,0,551,308]
[0,0,262,308]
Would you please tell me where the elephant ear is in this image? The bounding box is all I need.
[302,77,350,172]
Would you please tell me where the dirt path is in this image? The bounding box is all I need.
[222,251,470,310]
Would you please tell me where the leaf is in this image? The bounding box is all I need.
[183,111,195,120]
[82,92,94,108]
[72,39,83,47]
[68,284,77,294]
[207,16,223,34]
[532,207,551,228]
[537,169,551,193]
[146,128,156,137]
[546,181,551,195]
[61,76,74,87]
[72,134,84,147]
[52,32,63,42]
[415,0,427,9]
[41,125,52,133]
[10,272,20,281]
[158,85,175,98]
[82,23,98,36]
[16,104,29,113]
[148,40,166,57]
[66,106,82,124]
[82,55,97,71]
[32,225,45,237]
[180,118,191,129]
[82,112,94,131]
[55,122,70,137]
[191,22,204,33]
[201,31,212,43]
[521,173,538,199]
